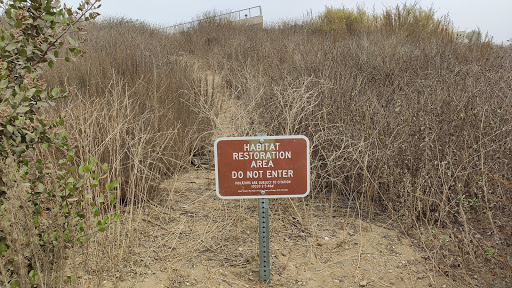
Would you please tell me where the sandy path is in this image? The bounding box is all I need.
[97,169,458,288]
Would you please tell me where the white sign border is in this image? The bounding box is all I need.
[214,135,310,199]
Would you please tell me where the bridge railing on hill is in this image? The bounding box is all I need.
[162,6,263,33]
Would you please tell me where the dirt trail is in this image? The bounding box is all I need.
[99,169,458,288]
[96,68,460,288]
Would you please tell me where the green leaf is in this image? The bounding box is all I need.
[5,8,12,19]
[19,48,27,57]
[0,79,8,88]
[66,35,77,46]
[105,182,115,191]
[12,147,26,156]
[14,92,25,103]
[35,159,42,171]
[78,165,85,175]
[29,270,36,282]
[6,43,17,51]
[42,14,56,22]
[0,243,8,254]
[113,213,120,221]
[33,215,39,227]
[51,88,59,97]
[26,132,35,143]
[14,20,23,28]
[48,60,54,68]
[16,106,30,113]
[26,88,37,97]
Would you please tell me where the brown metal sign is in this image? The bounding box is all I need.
[215,135,310,199]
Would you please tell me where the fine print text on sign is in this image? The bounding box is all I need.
[215,135,310,199]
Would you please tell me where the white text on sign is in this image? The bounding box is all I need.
[230,141,293,179]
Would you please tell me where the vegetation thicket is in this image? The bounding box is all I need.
[45,18,209,204]
[38,2,512,287]
[166,4,510,285]
[0,0,121,286]
[314,3,452,40]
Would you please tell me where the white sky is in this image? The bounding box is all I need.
[62,0,512,44]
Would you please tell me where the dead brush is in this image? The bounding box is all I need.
[40,5,512,286]
[42,19,211,284]
[174,4,512,285]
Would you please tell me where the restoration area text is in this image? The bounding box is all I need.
[231,142,293,179]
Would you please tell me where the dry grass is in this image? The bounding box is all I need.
[41,18,214,285]
[162,6,511,285]
[40,4,512,286]
[45,18,211,203]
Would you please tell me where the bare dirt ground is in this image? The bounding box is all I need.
[94,169,459,288]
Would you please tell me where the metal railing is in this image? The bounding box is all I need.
[162,6,262,33]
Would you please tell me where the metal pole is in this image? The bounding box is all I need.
[256,132,271,283]
[258,198,270,283]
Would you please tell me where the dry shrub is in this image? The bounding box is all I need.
[0,158,53,287]
[173,6,512,285]
[40,5,511,285]
[44,18,210,204]
[312,3,452,41]
[0,156,87,287]
[41,20,214,282]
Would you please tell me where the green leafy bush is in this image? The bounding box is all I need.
[0,0,118,286]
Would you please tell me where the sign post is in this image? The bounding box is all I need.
[215,133,310,283]
[256,132,271,283]
[258,196,271,283]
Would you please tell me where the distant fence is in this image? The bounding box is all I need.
[162,6,263,33]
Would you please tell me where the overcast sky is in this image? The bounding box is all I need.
[62,0,512,44]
